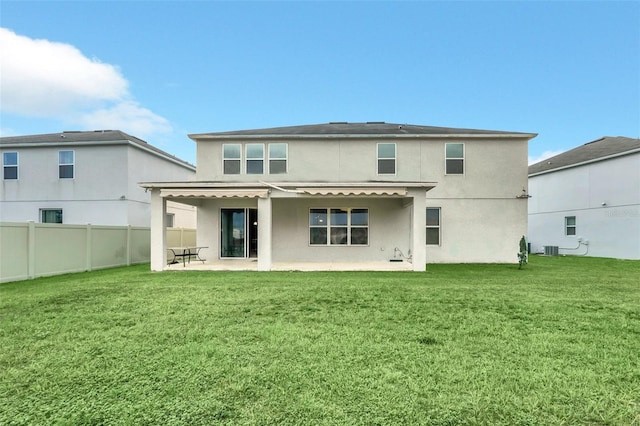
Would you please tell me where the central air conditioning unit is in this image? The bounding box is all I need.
[544,246,559,256]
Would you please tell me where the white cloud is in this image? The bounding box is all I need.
[77,101,172,137]
[0,28,171,136]
[528,150,564,165]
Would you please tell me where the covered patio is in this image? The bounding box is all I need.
[142,181,436,272]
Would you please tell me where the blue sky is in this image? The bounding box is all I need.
[1,1,638,165]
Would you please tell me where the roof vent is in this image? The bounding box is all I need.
[329,121,348,124]
[366,121,385,124]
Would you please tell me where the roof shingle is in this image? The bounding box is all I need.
[528,136,640,175]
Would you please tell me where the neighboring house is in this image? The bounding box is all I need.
[528,136,640,260]
[141,122,536,271]
[1,130,196,227]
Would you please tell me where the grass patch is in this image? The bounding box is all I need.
[1,256,639,425]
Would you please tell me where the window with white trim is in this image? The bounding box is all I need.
[41,209,63,223]
[268,143,287,174]
[309,208,369,246]
[426,208,441,245]
[445,143,464,175]
[3,152,18,180]
[166,213,175,228]
[565,216,576,236]
[223,144,241,174]
[377,143,396,175]
[59,150,74,179]
[246,144,264,174]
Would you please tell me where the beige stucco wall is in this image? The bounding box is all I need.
[189,135,529,264]
[0,142,195,227]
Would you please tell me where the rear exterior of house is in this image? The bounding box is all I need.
[143,122,535,271]
[528,136,640,259]
[1,130,196,227]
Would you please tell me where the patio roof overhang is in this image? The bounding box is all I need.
[142,181,437,199]
[160,189,269,198]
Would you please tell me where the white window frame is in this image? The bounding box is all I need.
[268,143,288,174]
[40,208,63,223]
[445,143,464,175]
[377,143,396,175]
[246,143,264,175]
[426,207,441,245]
[59,150,75,179]
[166,213,175,228]
[309,208,369,246]
[222,144,242,175]
[565,216,576,236]
[3,151,18,180]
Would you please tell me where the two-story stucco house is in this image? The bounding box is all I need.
[141,122,536,271]
[528,136,640,260]
[1,130,196,227]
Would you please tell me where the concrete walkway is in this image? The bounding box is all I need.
[165,259,413,272]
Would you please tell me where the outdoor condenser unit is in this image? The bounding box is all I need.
[544,246,559,256]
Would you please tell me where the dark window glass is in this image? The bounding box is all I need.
[426,228,440,245]
[330,227,348,245]
[351,228,368,245]
[59,165,74,179]
[378,159,395,174]
[246,160,263,174]
[446,159,463,174]
[310,228,327,245]
[269,159,287,174]
[41,209,62,223]
[223,160,241,174]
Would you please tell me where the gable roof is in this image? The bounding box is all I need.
[0,130,195,170]
[528,136,640,176]
[190,122,536,139]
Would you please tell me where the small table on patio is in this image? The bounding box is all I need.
[167,246,208,267]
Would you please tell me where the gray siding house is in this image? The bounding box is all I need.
[528,136,640,259]
[1,130,196,227]
[142,122,536,271]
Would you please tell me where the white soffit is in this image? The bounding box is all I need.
[302,188,408,196]
[161,189,269,198]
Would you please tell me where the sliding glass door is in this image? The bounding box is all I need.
[221,208,258,258]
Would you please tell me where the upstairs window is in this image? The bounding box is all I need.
[41,209,63,223]
[59,150,74,179]
[3,152,18,180]
[377,143,396,175]
[565,216,576,236]
[445,143,464,175]
[309,208,369,246]
[246,144,264,174]
[268,143,287,174]
[223,144,241,174]
[426,208,441,245]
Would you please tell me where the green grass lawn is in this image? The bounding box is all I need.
[1,256,639,425]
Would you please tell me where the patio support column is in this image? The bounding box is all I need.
[257,195,272,271]
[410,188,427,271]
[150,189,167,271]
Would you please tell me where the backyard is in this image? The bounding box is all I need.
[1,256,638,425]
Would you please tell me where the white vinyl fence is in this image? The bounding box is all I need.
[0,222,195,283]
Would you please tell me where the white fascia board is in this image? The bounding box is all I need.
[190,133,537,141]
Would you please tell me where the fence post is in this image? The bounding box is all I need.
[28,221,36,280]
[127,225,132,266]
[180,227,185,247]
[86,224,92,272]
